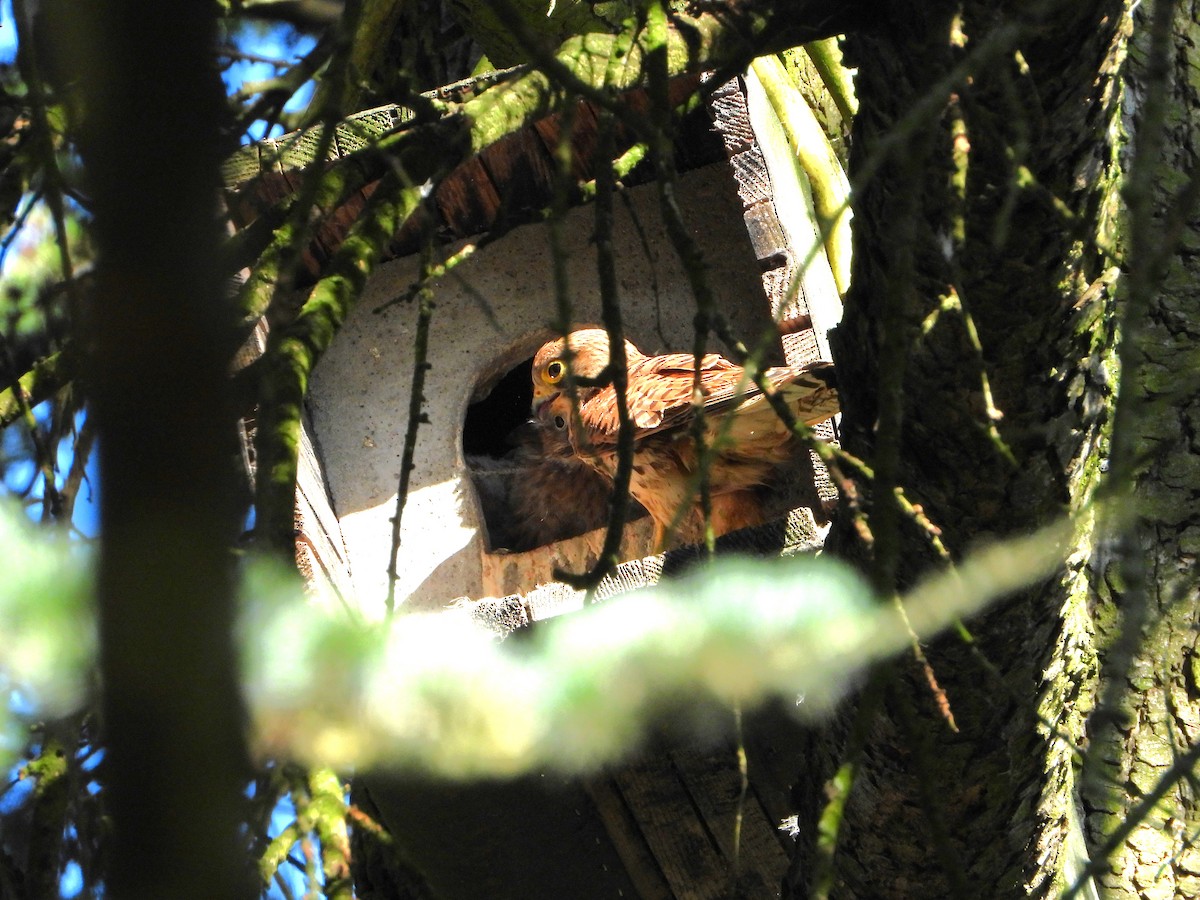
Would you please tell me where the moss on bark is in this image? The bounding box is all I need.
[786,2,1132,896]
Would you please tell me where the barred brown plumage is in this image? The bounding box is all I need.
[530,328,839,550]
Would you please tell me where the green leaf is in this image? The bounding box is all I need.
[245,553,875,776]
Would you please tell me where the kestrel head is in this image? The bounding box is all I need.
[534,393,576,455]
[529,328,642,412]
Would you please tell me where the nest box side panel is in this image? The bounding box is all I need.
[741,69,844,360]
[307,165,773,617]
[294,408,357,608]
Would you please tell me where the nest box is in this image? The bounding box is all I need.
[228,71,843,620]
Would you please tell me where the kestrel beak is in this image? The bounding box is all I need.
[530,385,558,413]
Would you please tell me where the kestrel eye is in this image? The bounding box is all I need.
[553,415,566,430]
[546,360,566,383]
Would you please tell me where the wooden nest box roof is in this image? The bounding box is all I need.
[223,70,726,279]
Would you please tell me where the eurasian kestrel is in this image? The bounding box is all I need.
[529,328,839,549]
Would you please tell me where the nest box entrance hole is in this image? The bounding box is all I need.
[462,356,534,460]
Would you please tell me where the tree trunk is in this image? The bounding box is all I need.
[781,1,1182,896]
[1080,2,1200,896]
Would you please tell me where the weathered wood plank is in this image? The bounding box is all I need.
[295,405,356,609]
[303,181,373,279]
[479,124,560,224]
[433,155,504,239]
[728,147,774,208]
[533,99,602,182]
[364,772,641,899]
[744,201,790,270]
[762,265,805,326]
[782,329,822,368]
[670,744,788,898]
[586,775,676,900]
[741,704,813,855]
[611,755,729,900]
[707,78,755,154]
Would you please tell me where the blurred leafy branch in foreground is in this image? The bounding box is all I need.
[1,497,1072,779]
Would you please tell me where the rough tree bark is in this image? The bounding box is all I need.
[786,1,1199,897]
[1080,2,1200,895]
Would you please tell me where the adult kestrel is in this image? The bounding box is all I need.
[529,328,839,549]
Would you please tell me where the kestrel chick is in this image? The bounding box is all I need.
[469,420,624,552]
[529,328,839,549]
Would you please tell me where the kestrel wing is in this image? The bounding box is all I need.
[575,355,838,443]
[578,353,746,440]
[705,363,840,460]
[697,361,839,422]
[628,353,838,436]
[771,363,840,425]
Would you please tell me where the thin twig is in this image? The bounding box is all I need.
[385,227,437,617]
[0,188,43,270]
[555,114,636,590]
